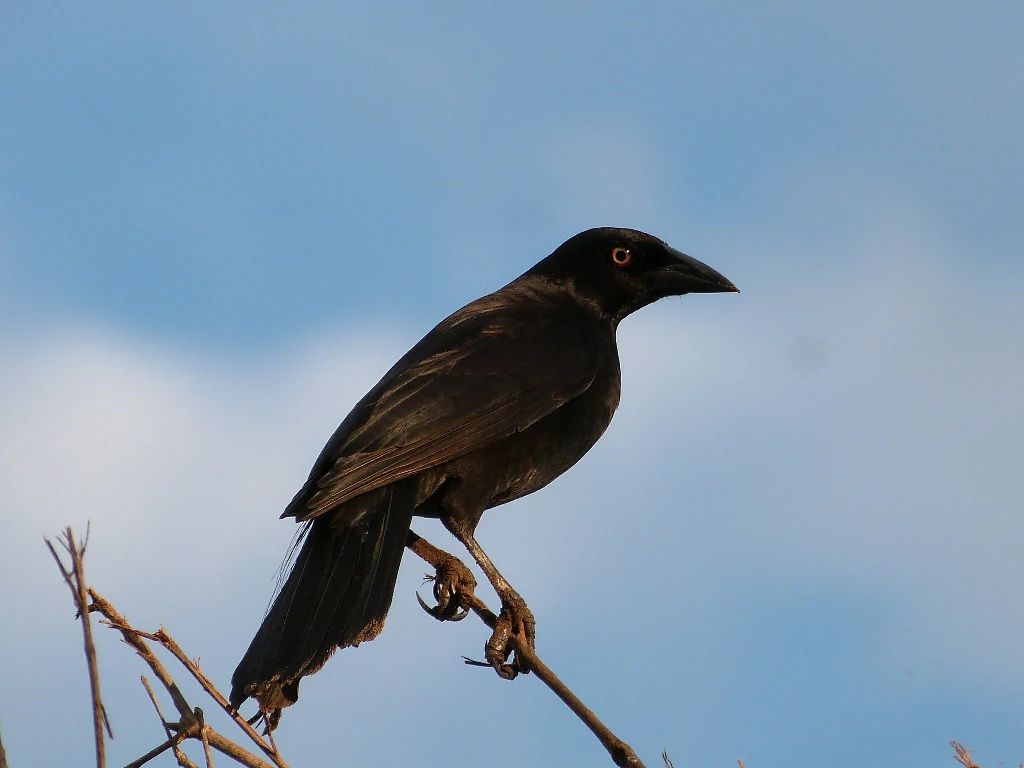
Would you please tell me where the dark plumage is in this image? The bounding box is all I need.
[231,227,737,723]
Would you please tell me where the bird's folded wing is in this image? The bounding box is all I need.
[293,317,601,521]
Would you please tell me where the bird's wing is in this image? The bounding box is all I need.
[290,300,603,521]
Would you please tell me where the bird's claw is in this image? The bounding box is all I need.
[484,595,536,680]
[417,590,469,621]
[415,554,477,622]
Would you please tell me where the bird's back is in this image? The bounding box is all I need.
[283,275,616,523]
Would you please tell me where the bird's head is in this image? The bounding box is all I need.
[528,228,738,324]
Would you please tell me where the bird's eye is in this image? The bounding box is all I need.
[610,247,632,267]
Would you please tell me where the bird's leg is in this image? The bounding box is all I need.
[406,530,477,622]
[442,519,536,680]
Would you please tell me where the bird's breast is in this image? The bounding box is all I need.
[466,352,622,510]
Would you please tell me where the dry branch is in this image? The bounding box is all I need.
[947,741,1023,768]
[140,675,199,768]
[46,525,1011,768]
[89,589,286,768]
[409,540,646,768]
[45,526,111,768]
[48,526,288,768]
[953,742,981,768]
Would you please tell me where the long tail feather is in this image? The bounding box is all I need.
[230,481,415,719]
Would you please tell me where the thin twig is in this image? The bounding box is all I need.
[141,676,199,768]
[265,729,279,757]
[196,710,215,768]
[952,742,981,768]
[87,590,288,768]
[465,592,645,767]
[201,731,215,768]
[45,525,112,768]
[662,751,674,768]
[46,528,287,768]
[89,591,192,719]
[408,537,645,768]
[123,727,197,768]
[122,623,284,765]
[152,630,277,759]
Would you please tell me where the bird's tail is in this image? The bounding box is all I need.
[230,481,415,722]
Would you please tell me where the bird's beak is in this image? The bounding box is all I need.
[654,246,739,295]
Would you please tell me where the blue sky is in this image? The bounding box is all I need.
[1,2,1022,767]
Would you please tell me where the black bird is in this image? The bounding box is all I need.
[231,228,737,724]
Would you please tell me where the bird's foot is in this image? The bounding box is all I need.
[485,592,536,680]
[417,552,477,622]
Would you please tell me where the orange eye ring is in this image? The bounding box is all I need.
[611,247,632,266]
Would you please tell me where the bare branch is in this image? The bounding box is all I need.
[48,529,289,768]
[45,525,112,768]
[141,676,199,768]
[145,628,278,761]
[493,602,645,767]
[89,591,193,720]
[953,742,981,768]
[409,537,646,768]
[87,591,289,768]
[47,527,1007,768]
[196,710,214,768]
[123,727,197,768]
[204,730,278,768]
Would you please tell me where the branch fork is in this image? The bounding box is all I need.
[46,528,288,768]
